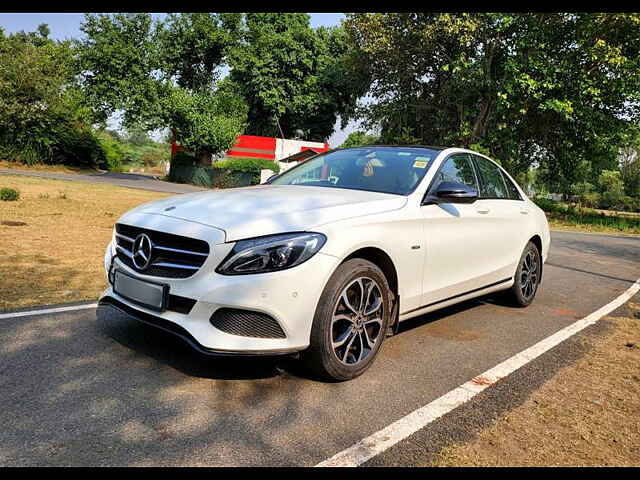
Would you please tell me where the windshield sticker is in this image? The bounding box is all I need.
[413,160,428,168]
[397,152,411,156]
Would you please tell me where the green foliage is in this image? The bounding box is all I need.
[578,192,601,209]
[157,13,242,92]
[77,14,249,163]
[210,169,254,189]
[598,169,625,194]
[191,166,214,188]
[77,13,168,130]
[227,14,366,140]
[345,13,640,193]
[213,157,279,174]
[0,187,20,201]
[96,130,125,170]
[619,135,640,198]
[163,86,247,162]
[168,152,275,188]
[0,26,103,168]
[534,197,640,232]
[339,131,380,148]
[124,128,153,147]
[213,157,279,184]
[597,169,626,209]
[571,181,595,196]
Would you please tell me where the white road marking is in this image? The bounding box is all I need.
[0,303,98,320]
[317,278,640,467]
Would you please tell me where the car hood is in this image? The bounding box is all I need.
[120,184,407,242]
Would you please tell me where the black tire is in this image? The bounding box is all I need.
[300,258,391,381]
[504,241,541,307]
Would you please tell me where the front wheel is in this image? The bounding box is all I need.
[300,258,391,381]
[504,241,541,307]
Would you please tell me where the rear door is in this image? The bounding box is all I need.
[471,154,529,282]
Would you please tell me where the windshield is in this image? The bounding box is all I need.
[270,147,440,195]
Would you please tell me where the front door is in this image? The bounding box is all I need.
[420,153,506,306]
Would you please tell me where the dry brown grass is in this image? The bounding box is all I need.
[0,175,169,311]
[428,301,640,466]
[0,160,100,174]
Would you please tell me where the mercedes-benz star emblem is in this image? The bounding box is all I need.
[132,233,153,270]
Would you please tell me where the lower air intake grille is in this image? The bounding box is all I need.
[210,308,286,339]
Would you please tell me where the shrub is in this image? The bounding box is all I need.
[191,166,213,188]
[140,151,158,167]
[577,192,601,209]
[210,169,253,189]
[213,157,279,174]
[97,131,125,171]
[212,157,279,183]
[571,181,594,196]
[0,187,20,201]
[533,197,562,213]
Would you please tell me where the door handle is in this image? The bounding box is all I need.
[520,208,529,215]
[476,207,490,214]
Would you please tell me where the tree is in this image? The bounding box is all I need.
[344,13,640,194]
[0,25,102,166]
[77,13,247,165]
[77,13,166,130]
[339,131,379,148]
[157,13,242,92]
[162,84,247,165]
[227,14,366,140]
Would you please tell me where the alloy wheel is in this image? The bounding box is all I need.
[331,276,384,366]
[519,249,539,299]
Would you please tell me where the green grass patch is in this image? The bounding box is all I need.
[534,197,640,234]
[0,187,20,201]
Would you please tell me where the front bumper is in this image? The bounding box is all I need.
[98,296,298,356]
[102,233,340,355]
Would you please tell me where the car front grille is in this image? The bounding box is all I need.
[114,223,210,278]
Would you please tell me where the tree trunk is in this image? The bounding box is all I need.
[197,150,212,167]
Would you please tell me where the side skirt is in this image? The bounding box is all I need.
[399,277,513,322]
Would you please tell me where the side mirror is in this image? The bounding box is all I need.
[423,181,478,205]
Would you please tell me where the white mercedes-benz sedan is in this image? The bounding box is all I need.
[100,146,550,380]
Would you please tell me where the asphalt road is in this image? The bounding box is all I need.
[0,230,638,466]
[0,169,204,194]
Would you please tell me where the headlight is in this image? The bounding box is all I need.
[216,232,327,275]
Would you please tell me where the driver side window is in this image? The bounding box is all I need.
[431,154,479,193]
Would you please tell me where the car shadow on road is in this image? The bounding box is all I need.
[395,292,511,337]
[96,305,288,381]
[1,306,319,466]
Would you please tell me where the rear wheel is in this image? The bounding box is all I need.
[301,258,391,381]
[504,241,541,307]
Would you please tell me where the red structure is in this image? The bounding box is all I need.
[227,135,278,160]
[171,134,329,162]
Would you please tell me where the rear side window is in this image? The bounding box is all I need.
[473,156,508,199]
[501,171,523,200]
[431,153,479,192]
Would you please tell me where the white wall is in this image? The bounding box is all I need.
[274,138,326,161]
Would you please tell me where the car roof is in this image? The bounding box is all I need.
[336,145,447,151]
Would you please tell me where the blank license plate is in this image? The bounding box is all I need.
[113,270,168,311]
